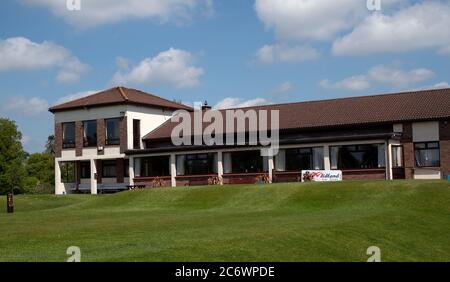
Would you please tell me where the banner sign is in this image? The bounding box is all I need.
[301,170,342,182]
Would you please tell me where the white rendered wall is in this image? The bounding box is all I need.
[414,168,442,179]
[126,105,173,149]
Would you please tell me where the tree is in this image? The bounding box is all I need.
[45,135,55,156]
[26,153,54,185]
[0,118,27,194]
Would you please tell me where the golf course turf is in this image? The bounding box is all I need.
[1,180,450,262]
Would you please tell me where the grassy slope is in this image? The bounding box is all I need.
[0,181,450,262]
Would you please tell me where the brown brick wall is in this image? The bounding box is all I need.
[75,121,83,157]
[55,123,62,158]
[402,122,413,142]
[134,177,171,187]
[120,116,128,153]
[440,120,450,140]
[403,142,414,179]
[440,120,450,178]
[401,122,414,179]
[97,119,105,155]
[116,158,124,183]
[342,170,386,180]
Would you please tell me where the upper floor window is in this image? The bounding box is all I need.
[83,120,97,147]
[133,119,141,149]
[62,122,75,149]
[415,142,440,167]
[106,118,120,146]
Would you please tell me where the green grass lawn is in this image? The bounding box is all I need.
[1,181,450,262]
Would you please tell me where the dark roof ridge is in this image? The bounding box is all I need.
[218,87,450,111]
[49,86,192,112]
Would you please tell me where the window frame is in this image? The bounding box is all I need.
[139,156,170,177]
[102,160,117,178]
[330,144,385,170]
[105,118,121,146]
[61,161,75,183]
[391,145,404,168]
[83,120,97,147]
[62,122,76,149]
[414,141,440,168]
[133,119,141,149]
[183,153,216,176]
[80,161,91,179]
[230,150,264,174]
[285,148,313,171]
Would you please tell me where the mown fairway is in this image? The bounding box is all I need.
[1,181,450,262]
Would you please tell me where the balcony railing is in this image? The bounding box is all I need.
[106,138,120,146]
[62,140,75,149]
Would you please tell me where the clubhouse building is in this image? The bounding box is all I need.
[49,87,450,194]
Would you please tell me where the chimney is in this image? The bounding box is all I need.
[202,100,212,111]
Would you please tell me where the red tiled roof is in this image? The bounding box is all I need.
[143,88,450,140]
[49,86,192,112]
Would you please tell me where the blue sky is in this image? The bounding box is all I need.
[0,0,449,153]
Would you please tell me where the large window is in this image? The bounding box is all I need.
[415,142,440,167]
[102,160,117,178]
[229,150,264,173]
[80,161,91,179]
[392,146,404,168]
[176,153,217,176]
[139,156,170,177]
[106,118,120,145]
[62,122,75,149]
[133,119,141,149]
[83,120,97,147]
[61,162,75,183]
[285,147,324,171]
[330,144,385,170]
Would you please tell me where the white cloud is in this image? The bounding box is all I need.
[272,81,294,94]
[214,97,269,110]
[112,48,204,88]
[439,45,450,55]
[368,65,434,86]
[430,82,450,89]
[55,90,99,105]
[255,0,365,41]
[115,56,131,71]
[255,44,319,64]
[21,135,31,146]
[333,1,450,55]
[0,37,88,83]
[22,0,214,28]
[320,64,435,91]
[320,75,371,91]
[3,96,49,116]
